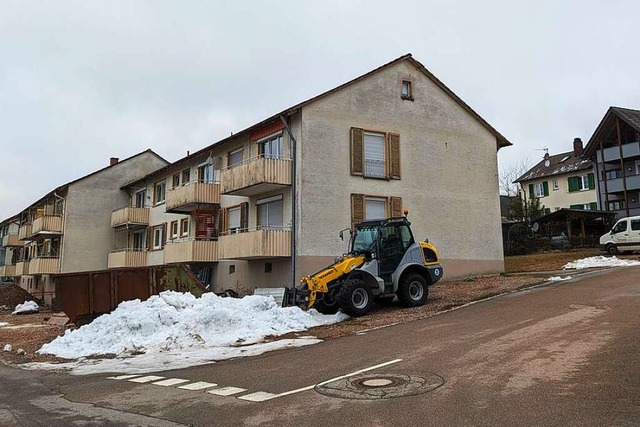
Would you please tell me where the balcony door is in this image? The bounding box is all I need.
[198,163,215,184]
[134,190,146,208]
[257,195,283,230]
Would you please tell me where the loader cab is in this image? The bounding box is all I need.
[351,218,415,283]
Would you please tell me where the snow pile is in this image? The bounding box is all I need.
[39,291,347,360]
[12,300,39,315]
[548,276,572,282]
[3,344,12,352]
[0,322,8,327]
[563,256,640,270]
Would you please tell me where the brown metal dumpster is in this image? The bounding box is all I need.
[54,264,207,325]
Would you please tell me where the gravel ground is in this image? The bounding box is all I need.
[505,248,640,273]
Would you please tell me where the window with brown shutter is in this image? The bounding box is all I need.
[195,209,219,240]
[351,193,365,227]
[388,133,401,180]
[350,128,364,176]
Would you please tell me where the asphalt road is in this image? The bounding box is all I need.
[2,267,640,426]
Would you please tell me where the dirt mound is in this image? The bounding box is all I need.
[0,285,37,310]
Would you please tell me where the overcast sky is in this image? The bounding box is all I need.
[1,0,639,219]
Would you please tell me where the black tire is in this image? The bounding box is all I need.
[313,293,340,315]
[337,278,373,317]
[397,273,429,307]
[606,244,619,255]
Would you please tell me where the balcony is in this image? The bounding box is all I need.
[30,215,63,238]
[111,207,149,228]
[164,239,218,263]
[15,261,30,276]
[18,224,32,241]
[221,156,291,197]
[1,234,20,247]
[166,182,221,213]
[28,257,60,275]
[605,174,640,193]
[0,265,16,277]
[108,250,147,268]
[218,228,291,260]
[597,141,640,163]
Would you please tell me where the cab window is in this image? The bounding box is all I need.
[612,221,628,234]
[398,224,414,250]
[631,220,640,231]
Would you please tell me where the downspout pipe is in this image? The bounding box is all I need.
[280,114,297,293]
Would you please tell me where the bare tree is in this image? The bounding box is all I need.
[499,157,533,196]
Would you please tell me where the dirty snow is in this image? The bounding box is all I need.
[548,276,573,281]
[12,300,38,315]
[0,322,8,327]
[563,256,640,270]
[3,344,12,352]
[33,291,347,375]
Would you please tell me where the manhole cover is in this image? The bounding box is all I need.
[315,373,443,400]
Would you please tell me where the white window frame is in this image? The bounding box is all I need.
[170,221,179,239]
[579,175,589,191]
[259,133,283,159]
[154,181,166,205]
[134,190,146,208]
[228,207,242,233]
[552,179,559,191]
[532,183,544,198]
[152,225,163,250]
[401,80,412,99]
[363,131,386,178]
[180,218,189,237]
[365,196,388,220]
[257,194,283,229]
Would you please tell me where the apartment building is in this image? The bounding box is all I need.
[111,54,512,292]
[4,150,168,305]
[515,138,597,212]
[583,106,640,218]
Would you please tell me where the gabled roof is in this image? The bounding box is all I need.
[514,151,593,183]
[125,53,512,188]
[2,149,168,222]
[584,106,640,157]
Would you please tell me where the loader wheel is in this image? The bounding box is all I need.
[397,273,429,307]
[337,278,373,317]
[606,244,619,255]
[313,294,340,315]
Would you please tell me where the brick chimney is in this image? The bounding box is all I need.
[110,157,119,166]
[573,138,583,157]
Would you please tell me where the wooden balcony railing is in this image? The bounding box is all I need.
[28,257,60,275]
[15,261,29,276]
[166,182,221,213]
[107,250,148,268]
[164,239,218,263]
[31,215,63,237]
[0,265,16,277]
[218,228,291,259]
[220,156,292,196]
[1,234,20,247]
[111,207,150,228]
[18,224,32,241]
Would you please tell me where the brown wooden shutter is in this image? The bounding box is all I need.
[161,223,167,247]
[350,128,364,176]
[351,193,365,227]
[240,202,249,232]
[146,226,152,250]
[388,133,401,180]
[195,209,219,240]
[221,208,228,234]
[390,196,403,217]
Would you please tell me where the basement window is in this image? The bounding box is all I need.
[265,262,272,273]
[229,265,235,275]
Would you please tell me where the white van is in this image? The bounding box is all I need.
[600,215,640,254]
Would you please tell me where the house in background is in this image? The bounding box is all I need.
[583,106,640,218]
[0,216,20,280]
[107,53,512,293]
[4,150,168,305]
[515,138,597,213]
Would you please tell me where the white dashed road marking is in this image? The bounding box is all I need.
[177,381,218,391]
[152,378,190,387]
[207,386,247,396]
[108,374,142,380]
[107,358,403,403]
[129,375,165,383]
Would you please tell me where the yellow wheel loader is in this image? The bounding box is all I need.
[294,216,443,317]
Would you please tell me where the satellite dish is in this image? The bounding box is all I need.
[532,222,539,232]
